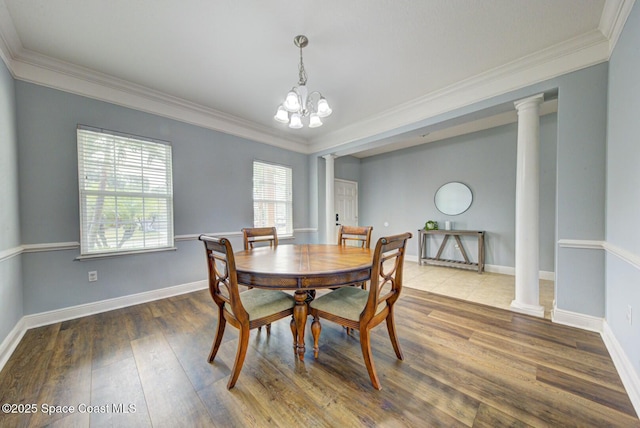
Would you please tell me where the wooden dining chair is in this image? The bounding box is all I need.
[199,235,295,389]
[337,225,372,249]
[309,232,412,390]
[337,225,373,291]
[241,226,280,332]
[242,227,278,250]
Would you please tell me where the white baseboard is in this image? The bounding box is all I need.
[0,279,208,372]
[23,279,208,330]
[510,300,545,318]
[551,304,603,332]
[602,321,640,418]
[0,317,27,373]
[553,306,640,418]
[406,256,555,280]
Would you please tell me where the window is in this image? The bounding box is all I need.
[77,125,174,256]
[253,160,293,236]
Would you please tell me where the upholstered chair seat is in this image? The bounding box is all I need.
[225,288,294,321]
[199,234,295,389]
[309,232,412,390]
[309,287,386,322]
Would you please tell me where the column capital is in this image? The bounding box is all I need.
[514,93,544,112]
[322,154,338,161]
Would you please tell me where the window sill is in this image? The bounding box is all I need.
[75,246,177,260]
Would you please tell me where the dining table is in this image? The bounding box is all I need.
[234,244,373,360]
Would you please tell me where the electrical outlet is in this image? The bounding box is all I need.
[88,271,98,282]
[627,305,633,325]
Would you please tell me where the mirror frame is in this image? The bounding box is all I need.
[434,182,473,216]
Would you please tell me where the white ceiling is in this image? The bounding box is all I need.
[0,0,634,156]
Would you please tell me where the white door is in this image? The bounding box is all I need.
[334,179,358,243]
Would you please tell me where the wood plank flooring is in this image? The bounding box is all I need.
[1,287,638,427]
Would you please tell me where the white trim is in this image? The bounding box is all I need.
[0,317,26,373]
[175,228,317,242]
[0,246,22,262]
[0,279,208,373]
[484,264,556,281]
[75,247,178,260]
[557,239,605,250]
[600,0,637,56]
[310,31,610,153]
[174,232,242,242]
[510,300,545,318]
[1,3,634,156]
[551,304,604,332]
[0,0,20,68]
[293,227,318,233]
[12,52,308,153]
[602,320,640,418]
[1,229,320,257]
[558,239,640,271]
[405,257,556,281]
[22,241,80,253]
[21,279,208,330]
[603,241,640,271]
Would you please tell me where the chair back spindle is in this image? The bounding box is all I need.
[242,227,279,250]
[337,225,372,248]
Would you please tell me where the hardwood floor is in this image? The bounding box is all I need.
[1,286,638,427]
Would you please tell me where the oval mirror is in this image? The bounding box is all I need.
[434,182,473,216]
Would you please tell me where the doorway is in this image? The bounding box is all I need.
[334,179,358,243]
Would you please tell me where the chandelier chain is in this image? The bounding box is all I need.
[298,45,308,86]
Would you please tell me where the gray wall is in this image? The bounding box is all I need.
[358,115,557,271]
[606,1,640,376]
[314,62,608,319]
[0,58,23,341]
[554,64,608,317]
[335,156,361,183]
[15,82,312,314]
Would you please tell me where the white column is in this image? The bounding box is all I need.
[323,154,337,244]
[511,94,545,318]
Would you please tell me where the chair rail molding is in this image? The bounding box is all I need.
[558,239,640,271]
[0,246,22,262]
[3,227,319,256]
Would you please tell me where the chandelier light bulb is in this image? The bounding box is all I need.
[309,113,323,128]
[316,98,332,117]
[289,113,303,129]
[274,106,289,123]
[283,90,300,112]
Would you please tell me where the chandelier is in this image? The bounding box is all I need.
[274,35,332,129]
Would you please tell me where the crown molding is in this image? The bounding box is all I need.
[600,0,637,56]
[0,0,18,70]
[1,0,635,157]
[308,30,610,154]
[10,50,310,153]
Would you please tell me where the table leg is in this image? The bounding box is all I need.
[293,290,308,360]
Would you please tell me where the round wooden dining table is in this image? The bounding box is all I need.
[234,244,373,360]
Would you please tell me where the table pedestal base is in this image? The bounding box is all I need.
[291,290,308,360]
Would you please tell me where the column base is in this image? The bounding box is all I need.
[510,300,545,318]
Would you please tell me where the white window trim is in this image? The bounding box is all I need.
[252,160,293,237]
[76,125,174,257]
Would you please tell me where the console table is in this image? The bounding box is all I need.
[418,229,485,273]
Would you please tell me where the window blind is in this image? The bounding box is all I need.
[253,160,293,236]
[77,126,174,256]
